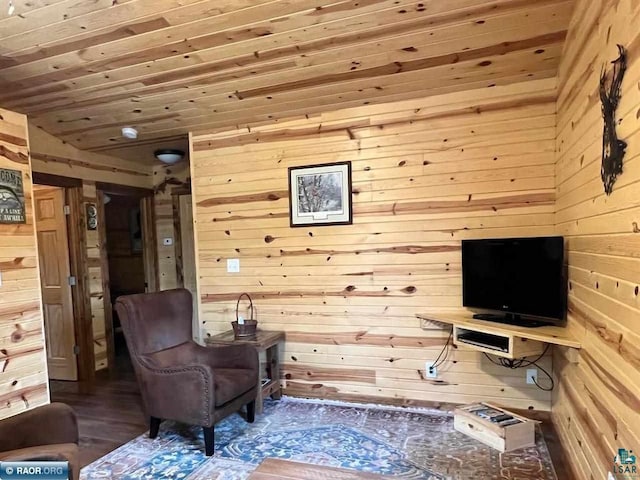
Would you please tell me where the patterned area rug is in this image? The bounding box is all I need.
[80,398,557,479]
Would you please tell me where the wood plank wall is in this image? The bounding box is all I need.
[191,78,558,410]
[83,181,108,371]
[0,108,49,420]
[28,124,155,372]
[552,0,640,478]
[28,126,153,189]
[153,162,191,291]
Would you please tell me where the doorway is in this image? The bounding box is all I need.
[32,175,159,383]
[96,183,158,373]
[103,194,146,360]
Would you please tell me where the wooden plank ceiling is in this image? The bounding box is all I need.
[0,0,574,156]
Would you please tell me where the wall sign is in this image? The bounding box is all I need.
[0,168,26,224]
[600,44,627,195]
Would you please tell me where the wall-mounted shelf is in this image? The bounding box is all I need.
[418,312,581,356]
[453,326,547,360]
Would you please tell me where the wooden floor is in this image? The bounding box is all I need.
[50,354,573,479]
[538,420,573,479]
[249,458,394,479]
[49,354,148,468]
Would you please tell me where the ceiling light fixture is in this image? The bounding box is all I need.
[121,127,138,139]
[154,149,185,164]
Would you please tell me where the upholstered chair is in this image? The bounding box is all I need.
[0,403,80,480]
[115,288,259,456]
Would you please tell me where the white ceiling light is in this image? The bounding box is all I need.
[154,149,185,164]
[121,127,138,139]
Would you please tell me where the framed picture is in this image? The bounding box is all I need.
[288,161,352,227]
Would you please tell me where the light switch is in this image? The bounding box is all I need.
[163,237,173,246]
[227,258,240,273]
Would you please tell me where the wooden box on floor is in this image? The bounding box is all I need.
[454,403,536,453]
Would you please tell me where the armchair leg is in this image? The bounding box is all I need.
[247,400,256,423]
[203,426,215,456]
[149,416,161,439]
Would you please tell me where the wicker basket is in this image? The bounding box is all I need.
[231,319,257,338]
[232,293,257,338]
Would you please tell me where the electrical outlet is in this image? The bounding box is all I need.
[526,368,538,385]
[425,362,438,378]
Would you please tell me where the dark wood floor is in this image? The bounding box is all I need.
[49,353,148,467]
[539,417,574,480]
[50,355,572,479]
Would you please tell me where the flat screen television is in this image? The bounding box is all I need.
[462,236,566,327]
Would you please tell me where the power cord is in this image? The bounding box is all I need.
[483,344,554,391]
[530,362,554,391]
[431,327,454,370]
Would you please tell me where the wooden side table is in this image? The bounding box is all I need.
[205,329,284,414]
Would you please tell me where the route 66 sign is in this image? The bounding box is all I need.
[0,168,26,224]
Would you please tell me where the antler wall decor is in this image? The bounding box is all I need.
[599,44,627,195]
[154,175,191,194]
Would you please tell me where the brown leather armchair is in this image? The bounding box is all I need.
[115,288,258,456]
[0,403,79,480]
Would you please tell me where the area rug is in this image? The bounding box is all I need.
[80,397,557,479]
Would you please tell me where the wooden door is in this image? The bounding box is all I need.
[34,187,78,381]
[179,195,199,340]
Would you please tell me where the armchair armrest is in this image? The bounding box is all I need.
[136,356,217,425]
[139,342,258,373]
[0,403,78,453]
[195,343,259,371]
[136,342,258,425]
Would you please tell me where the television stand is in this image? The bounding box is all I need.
[471,313,552,328]
[417,312,581,359]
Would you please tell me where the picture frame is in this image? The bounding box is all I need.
[288,161,352,227]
